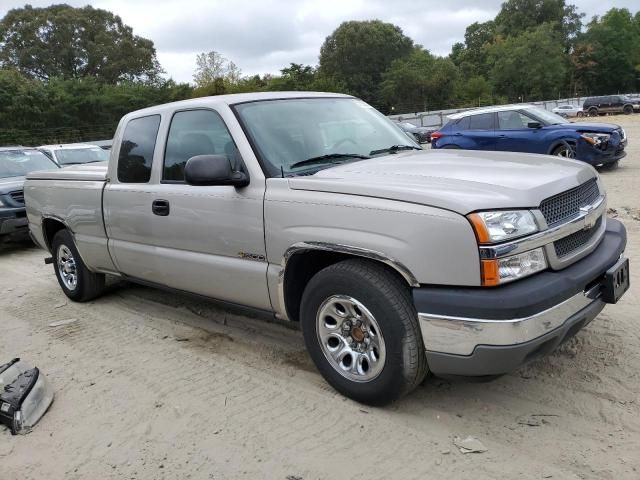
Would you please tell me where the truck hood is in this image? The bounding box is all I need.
[288,150,597,214]
[0,176,25,195]
[26,161,108,182]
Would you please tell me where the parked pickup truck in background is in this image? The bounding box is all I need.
[24,92,630,404]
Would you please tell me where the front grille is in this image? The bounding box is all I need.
[539,178,600,226]
[9,190,24,205]
[554,217,602,258]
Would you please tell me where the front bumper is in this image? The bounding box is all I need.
[577,139,627,166]
[0,207,28,236]
[414,219,627,377]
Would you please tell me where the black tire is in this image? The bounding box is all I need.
[601,160,619,171]
[51,229,105,302]
[300,259,428,405]
[588,108,598,117]
[623,105,633,115]
[577,111,584,118]
[441,144,461,149]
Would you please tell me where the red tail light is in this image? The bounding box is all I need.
[430,131,443,141]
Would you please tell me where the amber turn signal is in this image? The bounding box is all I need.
[467,213,491,244]
[481,259,500,287]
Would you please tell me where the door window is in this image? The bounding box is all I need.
[117,115,161,183]
[163,109,240,182]
[468,113,495,130]
[497,111,536,129]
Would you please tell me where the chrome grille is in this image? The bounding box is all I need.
[554,217,602,258]
[539,178,599,226]
[9,190,24,205]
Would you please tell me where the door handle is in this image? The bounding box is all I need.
[152,199,170,216]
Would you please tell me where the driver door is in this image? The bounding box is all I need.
[495,110,545,154]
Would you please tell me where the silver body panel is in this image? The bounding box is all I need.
[23,92,611,359]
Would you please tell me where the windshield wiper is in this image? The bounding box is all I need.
[369,144,422,156]
[289,153,370,170]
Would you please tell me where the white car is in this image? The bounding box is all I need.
[552,104,584,118]
[38,143,109,166]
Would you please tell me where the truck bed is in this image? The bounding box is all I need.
[24,162,116,273]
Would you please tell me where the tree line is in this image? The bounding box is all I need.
[0,1,639,146]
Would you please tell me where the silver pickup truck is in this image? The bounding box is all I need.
[24,92,629,405]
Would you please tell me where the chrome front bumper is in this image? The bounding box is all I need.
[418,285,603,356]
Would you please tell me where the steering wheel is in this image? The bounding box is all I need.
[331,137,357,150]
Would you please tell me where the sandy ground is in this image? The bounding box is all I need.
[1,115,639,480]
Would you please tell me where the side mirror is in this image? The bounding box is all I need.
[527,121,542,129]
[184,154,249,187]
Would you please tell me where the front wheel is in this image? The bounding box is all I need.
[553,142,576,159]
[577,111,584,118]
[52,229,105,302]
[624,105,633,115]
[300,259,428,405]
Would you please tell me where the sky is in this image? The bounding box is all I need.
[1,0,638,84]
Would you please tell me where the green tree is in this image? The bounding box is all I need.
[193,51,243,88]
[268,63,317,91]
[381,49,458,112]
[319,20,414,107]
[575,8,640,94]
[494,0,583,49]
[488,23,567,101]
[0,4,161,83]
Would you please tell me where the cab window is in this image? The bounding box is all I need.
[163,109,241,182]
[117,115,161,183]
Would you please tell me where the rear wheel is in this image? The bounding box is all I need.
[577,111,584,118]
[552,142,576,159]
[52,229,105,302]
[441,144,461,149]
[300,259,428,405]
[624,105,633,115]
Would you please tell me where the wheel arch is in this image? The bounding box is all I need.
[547,138,578,156]
[42,216,70,253]
[279,242,418,322]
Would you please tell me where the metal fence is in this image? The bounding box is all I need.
[389,93,640,129]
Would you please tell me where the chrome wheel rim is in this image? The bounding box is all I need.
[316,295,386,382]
[57,245,78,290]
[555,145,576,158]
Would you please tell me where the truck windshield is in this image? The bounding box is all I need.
[54,147,109,165]
[0,150,59,179]
[234,98,419,176]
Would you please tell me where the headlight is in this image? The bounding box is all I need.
[468,210,538,243]
[581,132,610,146]
[481,247,547,286]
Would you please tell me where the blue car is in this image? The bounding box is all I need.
[431,105,627,168]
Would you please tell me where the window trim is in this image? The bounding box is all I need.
[117,114,162,184]
[160,107,246,185]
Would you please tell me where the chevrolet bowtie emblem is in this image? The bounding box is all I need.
[580,205,597,230]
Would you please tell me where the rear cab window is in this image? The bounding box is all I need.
[117,115,161,183]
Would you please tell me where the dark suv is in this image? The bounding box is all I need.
[583,95,637,116]
[0,147,59,242]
